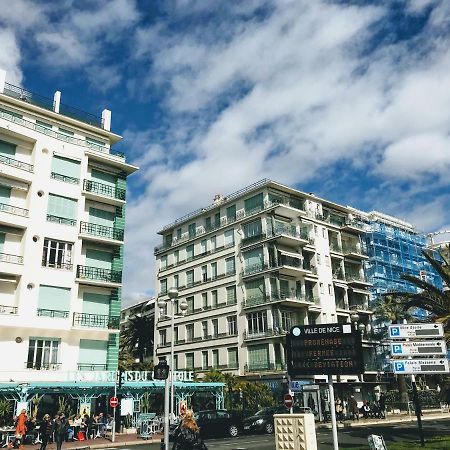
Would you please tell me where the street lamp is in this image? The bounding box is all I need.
[157,288,188,450]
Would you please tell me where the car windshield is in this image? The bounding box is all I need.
[254,407,273,416]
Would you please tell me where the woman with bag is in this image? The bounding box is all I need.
[172,410,207,450]
[38,414,53,450]
[15,409,27,449]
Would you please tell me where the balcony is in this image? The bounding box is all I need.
[243,329,284,341]
[51,172,79,185]
[76,265,122,286]
[77,363,108,371]
[240,233,267,248]
[244,362,285,373]
[37,309,69,318]
[0,252,23,264]
[242,293,317,309]
[0,305,18,314]
[0,153,33,173]
[83,179,126,203]
[79,221,124,243]
[332,268,347,282]
[346,273,371,286]
[342,244,368,259]
[329,242,343,255]
[342,219,365,234]
[267,228,313,247]
[0,202,29,218]
[46,214,76,226]
[24,362,61,370]
[72,312,120,330]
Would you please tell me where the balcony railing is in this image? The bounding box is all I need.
[0,305,18,314]
[83,179,126,201]
[42,260,73,271]
[73,312,120,329]
[25,362,61,370]
[79,221,124,241]
[342,244,365,256]
[77,363,108,371]
[37,309,69,318]
[76,265,122,284]
[0,202,29,217]
[0,252,23,264]
[0,153,33,172]
[243,293,317,308]
[244,362,283,372]
[243,260,317,277]
[46,214,76,226]
[51,172,79,184]
[243,329,283,340]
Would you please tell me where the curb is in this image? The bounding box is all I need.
[66,437,162,450]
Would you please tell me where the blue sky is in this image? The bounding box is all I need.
[1,0,450,305]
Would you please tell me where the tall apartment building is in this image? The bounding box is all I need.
[0,69,137,378]
[154,180,376,391]
[361,211,442,299]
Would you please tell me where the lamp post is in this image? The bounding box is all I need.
[157,288,187,450]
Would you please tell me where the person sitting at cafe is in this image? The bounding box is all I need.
[82,415,93,440]
[72,415,83,441]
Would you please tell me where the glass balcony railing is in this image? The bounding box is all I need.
[0,252,23,264]
[76,265,122,283]
[83,179,126,201]
[0,153,33,172]
[79,221,124,241]
[72,312,120,329]
[0,202,29,217]
[37,309,69,318]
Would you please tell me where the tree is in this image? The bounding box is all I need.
[120,314,154,363]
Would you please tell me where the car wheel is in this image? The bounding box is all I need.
[264,422,274,434]
[228,424,239,437]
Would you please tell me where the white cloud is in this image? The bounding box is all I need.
[0,29,22,84]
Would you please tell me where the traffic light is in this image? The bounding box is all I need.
[153,360,170,380]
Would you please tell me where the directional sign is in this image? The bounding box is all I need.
[390,340,447,357]
[388,323,443,339]
[392,358,449,374]
[286,323,364,376]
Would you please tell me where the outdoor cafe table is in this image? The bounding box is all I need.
[0,428,15,448]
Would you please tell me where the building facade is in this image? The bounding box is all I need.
[154,180,377,398]
[0,69,137,382]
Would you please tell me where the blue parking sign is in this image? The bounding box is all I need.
[392,344,403,354]
[395,362,405,372]
[390,327,400,337]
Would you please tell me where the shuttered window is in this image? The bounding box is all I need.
[51,155,80,181]
[38,285,71,312]
[225,257,235,275]
[248,344,269,368]
[0,140,16,156]
[244,193,263,213]
[185,353,194,370]
[243,247,263,270]
[186,244,194,261]
[85,249,113,270]
[47,194,77,220]
[82,292,110,315]
[243,219,262,237]
[224,229,234,246]
[36,121,53,135]
[228,348,238,367]
[78,340,108,365]
[186,270,194,287]
[245,278,265,300]
[89,207,114,227]
[226,286,236,304]
[226,205,236,221]
[0,186,11,204]
[91,169,116,188]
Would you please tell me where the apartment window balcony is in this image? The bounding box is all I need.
[243,262,270,276]
[0,202,29,217]
[42,260,73,271]
[243,329,279,340]
[0,252,23,264]
[51,172,79,184]
[241,233,266,247]
[83,179,126,201]
[37,309,69,318]
[46,214,77,226]
[0,305,18,314]
[330,242,343,253]
[76,265,122,284]
[25,362,62,370]
[72,312,120,329]
[0,153,33,172]
[244,362,277,373]
[79,221,124,241]
[77,364,108,371]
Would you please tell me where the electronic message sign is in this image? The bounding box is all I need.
[286,323,364,376]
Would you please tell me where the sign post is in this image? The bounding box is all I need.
[286,323,365,450]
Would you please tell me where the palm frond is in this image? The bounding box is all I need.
[422,249,450,287]
[400,273,444,299]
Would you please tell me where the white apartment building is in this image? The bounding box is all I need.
[154,180,377,391]
[0,69,137,383]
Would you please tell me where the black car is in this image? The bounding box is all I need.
[194,409,242,438]
[243,406,311,434]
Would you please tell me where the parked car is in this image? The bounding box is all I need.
[243,406,312,434]
[194,409,242,438]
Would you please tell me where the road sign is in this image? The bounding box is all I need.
[284,393,293,409]
[392,358,449,374]
[388,323,444,339]
[286,323,364,376]
[390,340,447,356]
[109,396,119,408]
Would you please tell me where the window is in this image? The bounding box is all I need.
[320,282,324,294]
[202,293,208,309]
[57,128,74,142]
[173,274,179,289]
[248,344,269,370]
[42,239,73,270]
[160,255,167,270]
[243,219,262,238]
[201,265,208,282]
[86,136,106,150]
[325,255,330,267]
[224,229,234,246]
[186,270,194,287]
[214,212,220,227]
[202,351,209,370]
[51,154,80,184]
[174,327,179,343]
[225,257,235,275]
[247,311,268,335]
[226,205,236,222]
[211,262,217,280]
[47,194,77,225]
[226,286,236,304]
[227,316,237,335]
[281,311,293,331]
[328,284,333,295]
[173,355,178,370]
[228,348,238,368]
[314,225,318,236]
[244,193,263,213]
[186,296,194,313]
[245,278,265,301]
[322,227,327,238]
[186,244,194,261]
[36,120,53,135]
[26,338,60,370]
[159,329,167,346]
[202,321,208,339]
[200,239,207,254]
[37,285,70,317]
[211,236,217,251]
[317,253,321,265]
[164,233,172,247]
[243,247,263,272]
[160,279,167,295]
[188,223,196,238]
[186,324,194,342]
[212,290,218,307]
[176,228,182,240]
[185,353,194,370]
[212,319,219,337]
[205,217,212,231]
[212,349,219,368]
[174,250,179,264]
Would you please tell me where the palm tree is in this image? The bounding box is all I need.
[120,314,154,363]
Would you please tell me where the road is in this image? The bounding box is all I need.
[110,418,450,450]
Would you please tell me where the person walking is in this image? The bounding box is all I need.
[172,410,208,450]
[335,398,344,423]
[38,414,53,450]
[53,412,68,450]
[379,392,386,419]
[15,409,27,449]
[349,395,359,421]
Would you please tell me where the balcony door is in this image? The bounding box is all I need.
[82,292,110,316]
[248,344,269,370]
[89,207,115,228]
[78,339,108,371]
[85,248,113,270]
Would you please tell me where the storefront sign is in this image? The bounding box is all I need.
[67,370,194,383]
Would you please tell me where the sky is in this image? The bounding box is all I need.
[1,0,450,306]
